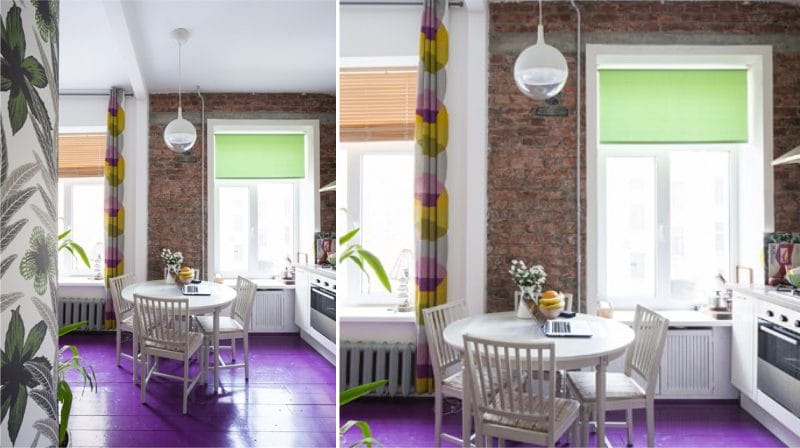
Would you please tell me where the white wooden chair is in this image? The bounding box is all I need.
[566,305,670,447]
[197,276,257,380]
[463,335,580,448]
[134,294,204,414]
[422,300,469,447]
[108,273,137,379]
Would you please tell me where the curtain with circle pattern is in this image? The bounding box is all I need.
[104,88,125,329]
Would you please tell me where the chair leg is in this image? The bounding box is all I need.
[434,391,443,448]
[183,356,189,415]
[140,354,148,404]
[132,331,139,383]
[580,406,590,448]
[243,335,250,381]
[572,418,580,447]
[231,337,236,362]
[626,408,634,447]
[646,398,655,447]
[115,328,122,366]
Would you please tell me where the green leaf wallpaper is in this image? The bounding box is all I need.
[0,1,59,446]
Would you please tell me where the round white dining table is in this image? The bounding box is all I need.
[120,280,236,390]
[443,312,635,448]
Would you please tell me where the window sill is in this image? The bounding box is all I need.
[58,277,104,287]
[339,305,416,323]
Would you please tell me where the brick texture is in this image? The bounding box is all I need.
[487,1,800,312]
[147,93,335,280]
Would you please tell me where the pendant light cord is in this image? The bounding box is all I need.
[177,42,182,110]
[538,0,543,25]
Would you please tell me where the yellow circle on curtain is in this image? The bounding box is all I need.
[105,207,125,237]
[419,26,449,73]
[107,108,125,137]
[105,156,125,186]
[414,190,449,241]
[105,262,124,278]
[415,281,448,309]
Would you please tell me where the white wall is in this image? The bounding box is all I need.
[59,95,149,297]
[339,3,489,317]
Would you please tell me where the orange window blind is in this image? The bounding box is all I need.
[59,133,106,177]
[340,68,417,142]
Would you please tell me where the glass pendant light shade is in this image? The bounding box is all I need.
[164,107,196,153]
[514,0,569,101]
[163,28,196,153]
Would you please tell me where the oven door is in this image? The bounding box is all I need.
[757,319,800,417]
[310,286,336,343]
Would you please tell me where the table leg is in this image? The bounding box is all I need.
[213,309,220,392]
[132,309,138,384]
[596,356,608,448]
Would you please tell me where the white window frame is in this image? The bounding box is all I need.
[58,176,105,278]
[586,45,774,314]
[207,119,320,280]
[597,143,741,309]
[340,140,415,306]
[213,179,300,278]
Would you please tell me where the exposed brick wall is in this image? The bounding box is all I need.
[487,1,800,312]
[147,93,335,280]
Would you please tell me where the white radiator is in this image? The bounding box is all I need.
[250,289,296,333]
[659,328,714,396]
[58,297,105,331]
[341,341,416,397]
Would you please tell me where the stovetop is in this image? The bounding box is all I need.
[770,284,800,300]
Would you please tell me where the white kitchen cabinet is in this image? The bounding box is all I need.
[294,269,310,331]
[731,293,757,397]
[250,289,297,333]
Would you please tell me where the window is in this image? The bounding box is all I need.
[350,144,415,297]
[596,68,744,308]
[215,180,297,277]
[212,131,307,278]
[600,148,734,307]
[340,64,417,304]
[57,133,106,278]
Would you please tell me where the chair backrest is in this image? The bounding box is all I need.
[422,300,468,383]
[464,334,557,433]
[134,294,191,352]
[231,276,258,329]
[109,273,135,318]
[624,305,670,393]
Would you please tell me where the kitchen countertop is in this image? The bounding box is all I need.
[612,309,732,327]
[294,264,336,279]
[732,285,800,312]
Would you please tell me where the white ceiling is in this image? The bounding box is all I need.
[59,0,336,95]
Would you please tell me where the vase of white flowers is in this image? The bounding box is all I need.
[161,248,184,284]
[509,259,546,319]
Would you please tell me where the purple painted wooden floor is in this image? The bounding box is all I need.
[61,332,335,447]
[341,397,785,448]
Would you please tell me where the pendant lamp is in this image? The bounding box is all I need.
[514,0,569,100]
[164,28,197,153]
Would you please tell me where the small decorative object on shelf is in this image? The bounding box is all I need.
[508,259,546,319]
[161,248,184,284]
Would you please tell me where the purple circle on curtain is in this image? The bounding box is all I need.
[415,174,444,207]
[420,6,442,40]
[105,246,123,269]
[104,196,122,216]
[416,256,446,292]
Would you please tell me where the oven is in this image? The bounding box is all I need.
[757,304,800,419]
[309,274,336,343]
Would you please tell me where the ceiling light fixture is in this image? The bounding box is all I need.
[513,0,569,100]
[773,144,800,166]
[164,28,197,153]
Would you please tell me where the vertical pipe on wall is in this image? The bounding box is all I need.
[570,0,582,313]
[197,88,206,279]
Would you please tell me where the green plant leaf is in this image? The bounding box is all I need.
[338,228,360,245]
[355,248,392,292]
[57,229,71,240]
[339,420,380,448]
[339,380,388,406]
[8,383,27,445]
[21,320,47,362]
[58,380,72,445]
[67,241,90,269]
[58,321,87,337]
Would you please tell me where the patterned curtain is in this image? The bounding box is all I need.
[104,88,125,329]
[414,0,449,395]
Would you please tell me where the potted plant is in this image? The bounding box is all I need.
[160,248,184,284]
[57,321,97,447]
[339,380,388,447]
[509,259,547,318]
[338,228,391,292]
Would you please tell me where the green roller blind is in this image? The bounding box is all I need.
[215,133,305,179]
[599,69,748,144]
